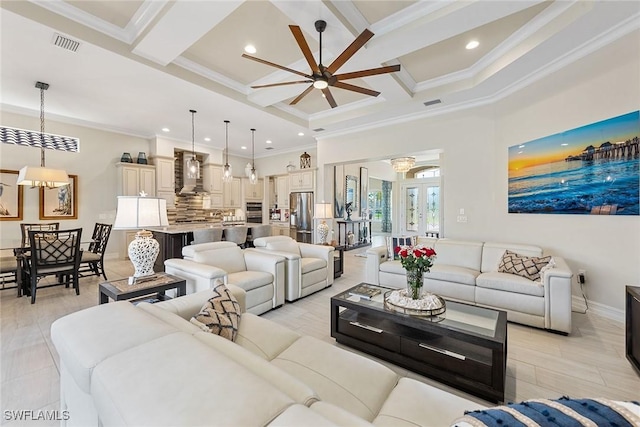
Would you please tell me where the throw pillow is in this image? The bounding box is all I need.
[498,250,552,282]
[190,282,241,341]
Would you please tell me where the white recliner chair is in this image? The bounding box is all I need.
[250,236,334,302]
[164,241,285,315]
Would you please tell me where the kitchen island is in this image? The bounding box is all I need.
[148,223,266,272]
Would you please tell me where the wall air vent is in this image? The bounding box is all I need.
[313,128,325,132]
[265,146,274,150]
[52,33,80,52]
[423,99,442,107]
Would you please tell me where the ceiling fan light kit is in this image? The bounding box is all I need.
[243,20,400,108]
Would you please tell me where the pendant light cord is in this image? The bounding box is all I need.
[190,110,196,159]
[251,128,255,169]
[40,85,46,168]
[224,120,230,165]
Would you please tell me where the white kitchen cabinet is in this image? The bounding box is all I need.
[155,157,175,193]
[243,178,264,201]
[203,165,224,194]
[116,163,156,196]
[289,170,315,191]
[271,224,290,236]
[223,177,242,208]
[276,175,289,208]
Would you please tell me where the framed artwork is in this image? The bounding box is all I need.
[0,169,24,221]
[39,174,78,220]
[508,110,639,215]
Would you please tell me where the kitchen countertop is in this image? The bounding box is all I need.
[148,223,269,234]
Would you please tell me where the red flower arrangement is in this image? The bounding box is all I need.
[394,244,437,272]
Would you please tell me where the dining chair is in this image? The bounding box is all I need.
[23,228,82,304]
[192,228,223,245]
[223,226,248,248]
[20,222,60,247]
[78,223,112,280]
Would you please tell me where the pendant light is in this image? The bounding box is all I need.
[249,128,257,185]
[222,120,233,183]
[186,109,200,179]
[17,81,69,188]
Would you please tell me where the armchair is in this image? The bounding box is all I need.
[164,241,285,315]
[250,236,334,302]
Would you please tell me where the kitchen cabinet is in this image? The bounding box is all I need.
[276,176,289,208]
[203,165,224,194]
[116,162,156,196]
[223,177,242,208]
[155,157,175,193]
[243,178,264,201]
[289,170,315,191]
[271,224,290,236]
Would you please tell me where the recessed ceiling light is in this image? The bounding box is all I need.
[162,127,170,132]
[241,146,247,150]
[244,44,256,54]
[561,143,568,146]
[204,137,211,142]
[266,140,272,144]
[298,132,304,136]
[466,40,479,50]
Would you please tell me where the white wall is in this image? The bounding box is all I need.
[255,147,317,177]
[316,32,640,314]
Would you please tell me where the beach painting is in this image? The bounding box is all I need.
[508,111,639,215]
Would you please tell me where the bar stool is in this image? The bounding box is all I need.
[246,224,271,247]
[192,228,223,245]
[224,226,248,248]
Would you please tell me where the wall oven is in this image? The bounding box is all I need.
[245,202,263,223]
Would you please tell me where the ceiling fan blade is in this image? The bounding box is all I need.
[251,80,312,89]
[335,65,401,81]
[325,28,374,75]
[333,81,380,97]
[289,25,321,74]
[322,87,338,108]
[290,85,314,105]
[242,54,310,78]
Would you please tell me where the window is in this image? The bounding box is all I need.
[415,168,440,178]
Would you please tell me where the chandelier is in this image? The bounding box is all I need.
[390,157,415,173]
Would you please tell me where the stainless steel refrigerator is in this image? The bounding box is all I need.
[290,192,313,243]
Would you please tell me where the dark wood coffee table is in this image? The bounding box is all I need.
[99,272,186,304]
[331,283,507,403]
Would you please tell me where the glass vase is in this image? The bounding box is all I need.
[405,268,424,300]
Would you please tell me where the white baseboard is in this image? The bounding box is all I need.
[572,295,624,323]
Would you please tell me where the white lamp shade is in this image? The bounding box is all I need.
[113,196,169,229]
[315,203,333,219]
[17,166,69,187]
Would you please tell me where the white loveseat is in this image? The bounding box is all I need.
[366,238,573,334]
[164,241,286,315]
[51,286,485,427]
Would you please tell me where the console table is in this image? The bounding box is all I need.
[336,220,372,251]
[626,286,640,375]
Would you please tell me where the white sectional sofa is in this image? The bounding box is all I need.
[366,238,573,334]
[51,285,485,426]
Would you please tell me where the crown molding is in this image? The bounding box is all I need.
[173,56,249,95]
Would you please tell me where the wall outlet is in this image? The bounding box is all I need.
[578,269,586,284]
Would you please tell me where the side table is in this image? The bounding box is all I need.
[333,246,344,278]
[99,272,186,304]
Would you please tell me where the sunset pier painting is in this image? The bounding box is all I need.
[508,111,639,215]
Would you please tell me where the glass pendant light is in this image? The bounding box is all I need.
[186,109,200,179]
[222,120,233,183]
[249,128,257,185]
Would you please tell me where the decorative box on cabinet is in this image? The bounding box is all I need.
[289,169,315,191]
[116,162,156,196]
[243,178,264,200]
[223,177,242,208]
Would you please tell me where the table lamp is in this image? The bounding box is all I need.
[315,202,333,245]
[113,196,168,278]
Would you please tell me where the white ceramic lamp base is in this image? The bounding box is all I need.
[128,230,159,278]
[317,221,329,245]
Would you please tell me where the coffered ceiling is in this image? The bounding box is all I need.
[1,1,638,157]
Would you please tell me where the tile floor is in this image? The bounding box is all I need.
[1,248,639,426]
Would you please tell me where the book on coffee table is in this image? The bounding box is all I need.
[349,284,381,299]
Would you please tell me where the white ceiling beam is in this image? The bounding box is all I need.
[132,0,243,66]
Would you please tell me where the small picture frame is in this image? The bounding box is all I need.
[39,174,78,220]
[0,169,24,221]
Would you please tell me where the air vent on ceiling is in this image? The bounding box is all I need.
[265,146,274,150]
[423,99,442,107]
[52,33,80,52]
[313,128,325,132]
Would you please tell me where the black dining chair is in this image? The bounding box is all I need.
[20,222,60,248]
[78,223,112,280]
[23,228,82,304]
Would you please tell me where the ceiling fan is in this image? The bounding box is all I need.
[242,20,400,109]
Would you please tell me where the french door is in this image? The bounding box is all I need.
[399,180,441,237]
